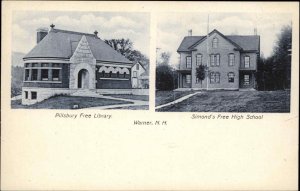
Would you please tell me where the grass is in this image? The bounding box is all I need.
[156,90,290,113]
[11,95,133,109]
[155,90,195,106]
[107,105,149,110]
[103,94,149,101]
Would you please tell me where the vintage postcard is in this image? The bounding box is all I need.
[1,1,299,190]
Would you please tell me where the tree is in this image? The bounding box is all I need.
[104,38,149,67]
[155,51,177,90]
[196,65,207,88]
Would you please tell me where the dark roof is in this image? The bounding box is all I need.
[24,28,132,64]
[177,29,259,52]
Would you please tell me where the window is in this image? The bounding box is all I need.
[124,73,126,78]
[196,77,199,83]
[25,63,30,67]
[212,38,218,48]
[31,92,37,100]
[228,72,235,82]
[117,72,120,78]
[25,69,30,81]
[109,71,112,78]
[215,72,220,83]
[52,69,60,81]
[244,56,250,68]
[25,91,28,99]
[244,75,250,85]
[210,72,220,83]
[133,71,137,78]
[32,63,38,67]
[41,69,48,80]
[41,63,49,67]
[210,54,220,66]
[32,69,38,81]
[136,64,139,70]
[196,54,202,66]
[216,54,220,66]
[229,54,235,66]
[102,71,105,77]
[186,75,191,84]
[186,56,192,68]
[52,63,60,68]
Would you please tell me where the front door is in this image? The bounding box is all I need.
[240,73,254,88]
[78,69,89,89]
[182,74,191,88]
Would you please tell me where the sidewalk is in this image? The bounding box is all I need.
[155,92,201,110]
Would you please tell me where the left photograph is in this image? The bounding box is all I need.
[11,11,150,110]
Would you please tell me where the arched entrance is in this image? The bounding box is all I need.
[77,69,89,89]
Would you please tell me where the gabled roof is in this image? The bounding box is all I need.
[24,28,132,64]
[177,29,260,52]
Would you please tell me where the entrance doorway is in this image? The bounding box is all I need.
[78,69,89,89]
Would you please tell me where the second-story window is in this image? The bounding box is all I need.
[133,71,137,78]
[196,54,202,66]
[245,56,250,68]
[229,53,235,66]
[212,37,218,48]
[186,56,192,68]
[210,54,220,66]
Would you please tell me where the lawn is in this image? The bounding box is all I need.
[156,90,195,106]
[156,90,290,112]
[103,94,149,101]
[107,105,149,110]
[11,95,133,109]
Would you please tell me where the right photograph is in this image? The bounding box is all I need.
[155,12,292,112]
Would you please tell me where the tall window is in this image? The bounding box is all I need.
[196,54,202,66]
[244,75,250,85]
[136,64,139,70]
[229,53,235,66]
[210,54,220,66]
[25,69,30,81]
[31,92,37,100]
[212,38,218,48]
[186,74,191,84]
[210,72,220,83]
[32,69,38,81]
[41,69,48,80]
[133,71,137,78]
[102,71,105,77]
[52,69,60,81]
[186,56,192,68]
[244,56,250,68]
[109,71,112,78]
[117,72,120,78]
[228,72,235,82]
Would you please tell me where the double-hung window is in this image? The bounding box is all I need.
[186,56,192,68]
[196,54,202,66]
[228,72,235,82]
[244,56,250,68]
[229,54,235,66]
[210,54,220,66]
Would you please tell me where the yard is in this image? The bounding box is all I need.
[156,90,195,106]
[11,95,133,109]
[156,90,290,112]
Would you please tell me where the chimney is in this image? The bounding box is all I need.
[37,27,48,43]
[188,29,192,36]
[94,30,98,38]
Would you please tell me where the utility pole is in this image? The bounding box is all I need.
[206,14,210,90]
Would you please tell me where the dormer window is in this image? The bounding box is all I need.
[212,37,218,48]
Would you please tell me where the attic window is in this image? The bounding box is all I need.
[212,38,218,48]
[136,64,139,70]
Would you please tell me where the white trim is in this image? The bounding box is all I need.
[99,78,129,81]
[24,59,70,63]
[23,80,62,83]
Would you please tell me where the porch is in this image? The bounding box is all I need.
[177,70,192,88]
[239,71,256,89]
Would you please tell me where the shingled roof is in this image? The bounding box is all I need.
[24,28,132,64]
[177,29,260,52]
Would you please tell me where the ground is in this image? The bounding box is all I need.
[104,94,149,101]
[155,90,194,106]
[156,90,290,112]
[11,95,133,109]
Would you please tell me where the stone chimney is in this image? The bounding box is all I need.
[37,27,48,43]
[188,29,192,36]
[94,30,98,38]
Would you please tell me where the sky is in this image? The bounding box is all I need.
[157,12,292,65]
[12,11,150,57]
